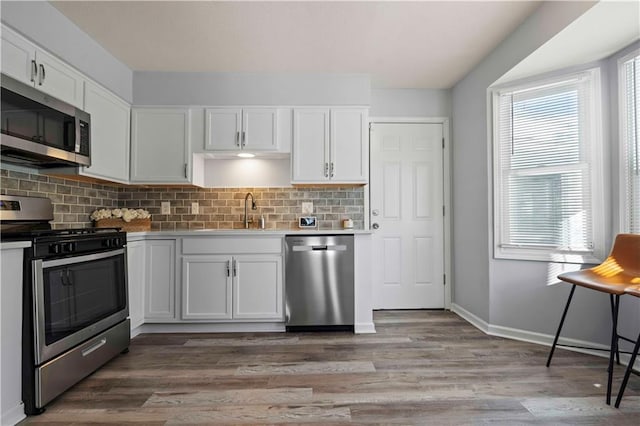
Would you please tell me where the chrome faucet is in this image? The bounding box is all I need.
[244,192,257,229]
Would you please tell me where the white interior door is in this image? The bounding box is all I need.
[370,123,444,309]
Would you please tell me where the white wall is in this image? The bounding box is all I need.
[1,1,133,102]
[452,0,639,354]
[451,1,596,325]
[133,72,371,106]
[370,89,450,118]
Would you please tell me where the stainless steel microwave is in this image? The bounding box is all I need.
[1,74,91,168]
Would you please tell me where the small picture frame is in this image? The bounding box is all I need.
[299,216,317,228]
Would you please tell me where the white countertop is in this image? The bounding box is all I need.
[127,229,371,240]
[0,241,32,250]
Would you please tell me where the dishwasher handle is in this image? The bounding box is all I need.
[292,244,347,252]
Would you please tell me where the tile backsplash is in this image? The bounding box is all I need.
[0,168,365,231]
[119,186,364,231]
[0,169,119,229]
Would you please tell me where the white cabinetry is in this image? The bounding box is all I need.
[82,81,130,183]
[181,237,283,321]
[233,255,283,319]
[182,255,233,320]
[145,240,176,320]
[130,108,193,184]
[292,107,368,184]
[1,25,84,108]
[1,244,28,426]
[126,241,146,330]
[205,108,279,152]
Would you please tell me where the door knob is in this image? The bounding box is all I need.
[372,223,380,229]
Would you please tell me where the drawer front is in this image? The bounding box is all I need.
[182,237,282,254]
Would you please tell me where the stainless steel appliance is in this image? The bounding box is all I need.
[0,195,129,415]
[1,74,91,168]
[284,235,354,330]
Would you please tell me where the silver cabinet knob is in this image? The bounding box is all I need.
[372,223,380,230]
[372,209,379,216]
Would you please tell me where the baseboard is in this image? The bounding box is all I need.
[136,322,286,334]
[1,402,25,426]
[451,303,489,333]
[355,322,376,334]
[451,303,640,369]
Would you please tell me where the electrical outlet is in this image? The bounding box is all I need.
[191,202,199,215]
[301,202,313,214]
[161,201,171,215]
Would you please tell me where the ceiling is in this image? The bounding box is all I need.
[50,0,541,89]
[498,0,640,84]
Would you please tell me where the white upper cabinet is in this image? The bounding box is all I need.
[130,108,193,184]
[1,25,84,109]
[292,107,368,184]
[81,80,130,183]
[205,107,281,152]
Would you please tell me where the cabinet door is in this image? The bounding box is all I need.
[243,108,278,151]
[131,108,191,183]
[204,108,242,151]
[330,108,368,183]
[126,241,146,330]
[35,49,85,108]
[145,240,176,320]
[292,108,330,183]
[182,256,233,320]
[233,255,283,320]
[82,80,130,183]
[1,25,36,85]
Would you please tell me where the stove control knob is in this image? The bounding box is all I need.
[103,239,112,248]
[114,237,122,247]
[64,242,76,253]
[49,243,61,254]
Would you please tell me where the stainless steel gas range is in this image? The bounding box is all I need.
[0,195,130,415]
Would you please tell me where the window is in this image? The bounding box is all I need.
[493,69,604,262]
[619,52,640,234]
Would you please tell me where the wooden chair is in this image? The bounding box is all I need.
[547,233,640,405]
[615,283,640,408]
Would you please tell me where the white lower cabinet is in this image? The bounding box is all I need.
[126,241,146,329]
[145,240,176,320]
[182,255,233,320]
[181,237,284,322]
[233,255,283,320]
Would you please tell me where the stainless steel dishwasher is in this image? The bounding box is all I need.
[285,235,354,331]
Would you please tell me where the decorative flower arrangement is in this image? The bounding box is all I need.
[90,208,151,222]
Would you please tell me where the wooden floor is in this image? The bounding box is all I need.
[21,310,640,425]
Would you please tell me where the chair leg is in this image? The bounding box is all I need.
[606,295,620,405]
[615,329,640,408]
[610,294,621,365]
[547,284,576,367]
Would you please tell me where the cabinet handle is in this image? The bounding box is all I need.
[241,131,246,147]
[226,261,230,277]
[38,64,45,86]
[236,131,240,147]
[324,163,329,178]
[330,162,334,178]
[184,163,188,179]
[30,60,37,83]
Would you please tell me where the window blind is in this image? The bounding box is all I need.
[496,75,595,253]
[621,54,640,234]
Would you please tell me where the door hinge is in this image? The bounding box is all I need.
[442,205,445,216]
[442,137,445,149]
[443,274,446,285]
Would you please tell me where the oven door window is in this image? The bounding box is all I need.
[1,87,76,152]
[42,254,126,345]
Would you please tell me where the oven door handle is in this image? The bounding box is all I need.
[41,249,125,268]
